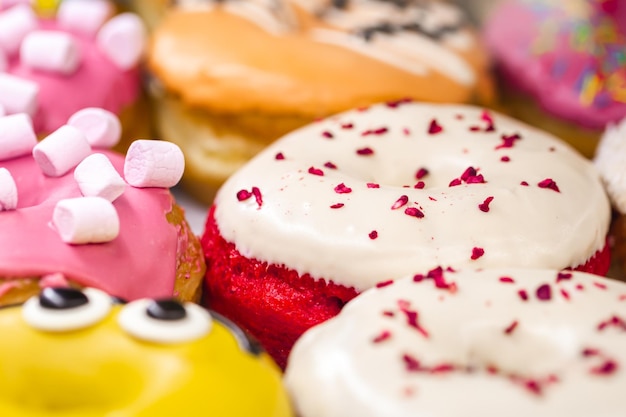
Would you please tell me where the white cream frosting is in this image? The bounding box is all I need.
[284,268,626,417]
[214,102,610,291]
[594,117,626,214]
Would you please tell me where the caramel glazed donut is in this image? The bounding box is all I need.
[203,102,611,369]
[285,268,626,417]
[147,0,494,203]
[0,287,293,416]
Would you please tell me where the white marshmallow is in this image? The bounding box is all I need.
[67,107,121,148]
[0,168,18,211]
[74,153,127,202]
[0,73,39,116]
[20,31,81,75]
[57,0,113,37]
[0,113,37,161]
[96,13,145,70]
[124,140,185,188]
[32,125,91,177]
[0,4,38,56]
[52,196,120,244]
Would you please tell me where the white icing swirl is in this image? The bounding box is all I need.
[285,268,626,417]
[214,103,610,291]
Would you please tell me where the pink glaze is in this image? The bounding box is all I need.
[0,149,179,301]
[484,0,626,130]
[6,17,139,135]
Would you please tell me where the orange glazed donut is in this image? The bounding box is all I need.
[202,101,611,369]
[147,0,495,204]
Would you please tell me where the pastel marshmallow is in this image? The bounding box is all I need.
[0,73,39,116]
[96,13,146,70]
[57,0,113,37]
[0,4,38,56]
[67,107,121,148]
[74,153,127,202]
[32,125,91,177]
[124,140,185,188]
[0,168,18,211]
[0,113,37,161]
[52,196,120,244]
[20,31,81,75]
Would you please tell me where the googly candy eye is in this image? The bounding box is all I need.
[22,287,112,332]
[118,298,212,344]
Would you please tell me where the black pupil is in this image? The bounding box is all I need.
[39,287,89,309]
[146,299,187,321]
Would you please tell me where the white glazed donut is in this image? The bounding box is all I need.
[284,268,626,417]
[213,101,611,286]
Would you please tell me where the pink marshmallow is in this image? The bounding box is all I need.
[0,49,6,72]
[20,31,81,75]
[52,196,120,244]
[0,168,18,211]
[0,73,39,116]
[67,107,121,148]
[57,0,113,37]
[0,113,37,161]
[124,140,185,188]
[0,4,38,56]
[96,13,146,71]
[32,125,91,177]
[74,153,127,202]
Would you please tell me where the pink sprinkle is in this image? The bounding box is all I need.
[504,320,519,335]
[428,196,437,201]
[556,272,573,282]
[495,133,521,150]
[322,131,334,139]
[386,98,412,108]
[518,289,529,301]
[392,195,409,210]
[330,203,344,209]
[536,284,552,301]
[403,128,411,136]
[500,156,510,162]
[308,167,324,176]
[461,166,477,181]
[275,152,285,160]
[499,277,515,284]
[478,196,494,212]
[372,330,392,343]
[428,119,443,134]
[449,178,462,187]
[576,284,585,291]
[369,230,378,240]
[236,189,252,201]
[382,311,395,317]
[376,280,394,288]
[538,178,560,192]
[399,303,429,338]
[591,360,618,375]
[455,114,464,120]
[619,294,626,301]
[356,147,374,156]
[415,167,429,179]
[471,247,484,260]
[597,315,626,332]
[362,127,388,136]
[469,126,481,132]
[367,183,380,189]
[520,181,529,186]
[560,289,570,300]
[582,348,600,357]
[334,183,352,194]
[594,282,608,290]
[414,181,425,189]
[413,274,424,282]
[341,123,354,129]
[403,354,422,372]
[251,187,263,208]
[324,161,337,169]
[405,207,425,218]
[481,110,496,131]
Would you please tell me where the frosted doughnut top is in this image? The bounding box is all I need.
[214,102,610,290]
[285,268,626,417]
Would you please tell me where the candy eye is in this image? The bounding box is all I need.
[22,287,112,332]
[118,298,212,344]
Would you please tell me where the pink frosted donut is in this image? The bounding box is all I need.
[285,268,626,417]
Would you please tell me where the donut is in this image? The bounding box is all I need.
[0,0,149,151]
[0,110,205,305]
[483,0,626,158]
[285,268,626,417]
[201,101,611,368]
[0,287,292,416]
[145,0,494,204]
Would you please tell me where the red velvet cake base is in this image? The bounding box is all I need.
[202,206,611,369]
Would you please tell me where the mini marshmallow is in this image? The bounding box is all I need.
[0,168,18,211]
[20,31,81,75]
[52,196,119,244]
[67,107,121,148]
[0,4,38,56]
[74,153,126,201]
[96,13,145,71]
[0,73,39,116]
[0,113,37,161]
[124,140,185,188]
[32,125,91,177]
[57,0,112,37]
